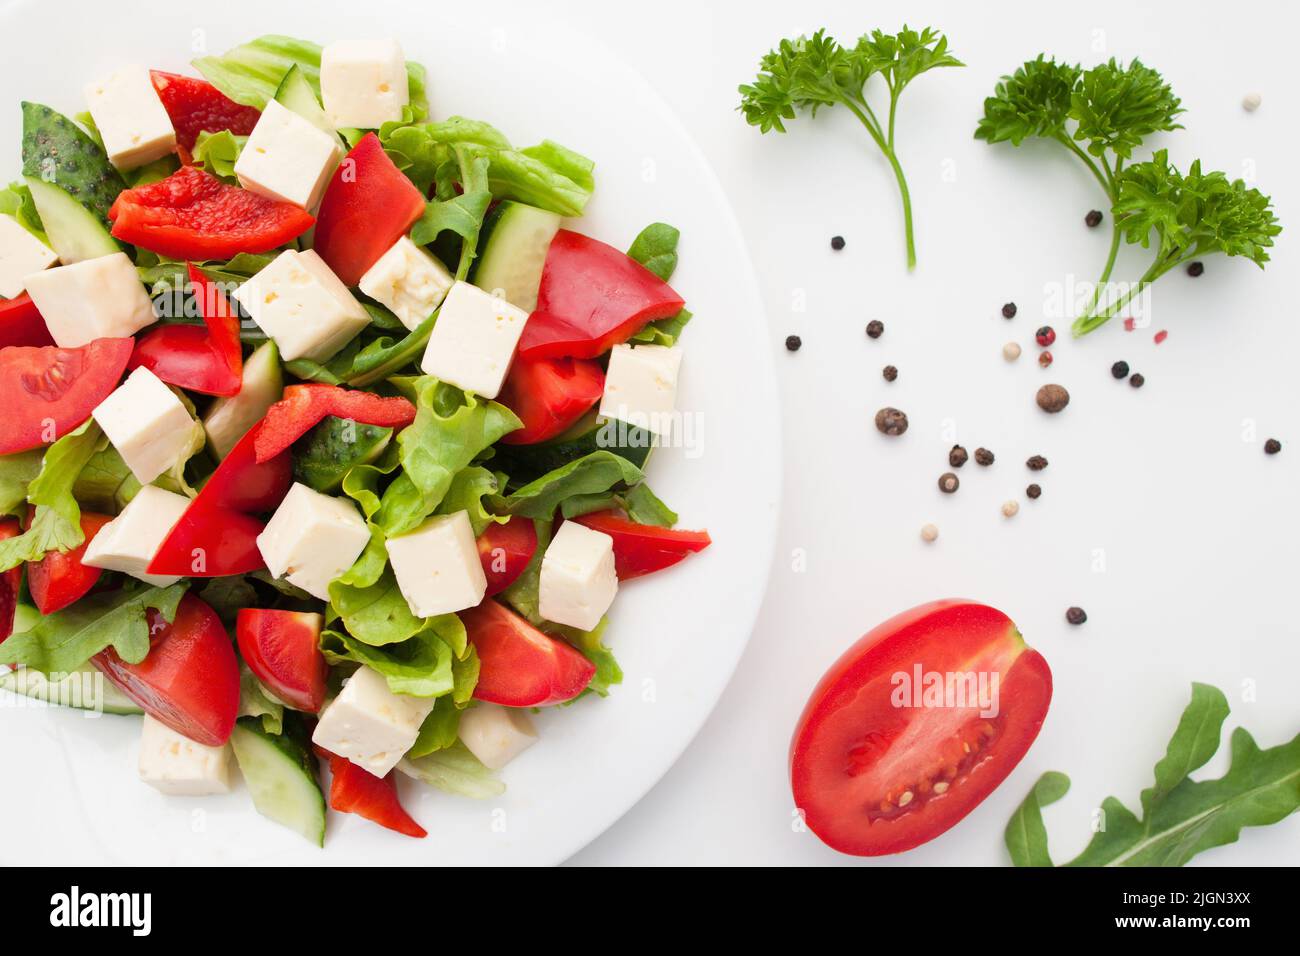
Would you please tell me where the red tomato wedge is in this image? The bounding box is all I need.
[0,337,133,455]
[323,750,426,838]
[790,600,1052,857]
[150,70,262,152]
[147,506,265,577]
[517,230,686,359]
[92,594,240,746]
[497,355,604,445]
[128,265,242,396]
[109,165,314,260]
[476,519,538,596]
[235,609,327,713]
[26,510,112,615]
[312,133,426,287]
[463,598,595,706]
[572,511,711,580]
[0,293,54,348]
[0,518,20,643]
[254,384,417,463]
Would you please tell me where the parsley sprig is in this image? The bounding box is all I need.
[740,27,963,270]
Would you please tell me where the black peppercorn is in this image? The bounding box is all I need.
[831,235,845,251]
[1187,261,1204,277]
[882,365,898,382]
[938,472,960,494]
[1066,607,1088,625]
[866,320,884,339]
[1085,209,1103,227]
[1026,455,1048,471]
[785,335,801,352]
[1111,360,1129,379]
[1129,373,1145,388]
[1265,438,1282,455]
[974,447,995,466]
[1001,302,1017,319]
[1026,483,1042,499]
[949,445,969,468]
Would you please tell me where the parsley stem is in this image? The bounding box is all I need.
[1083,223,1124,315]
[844,98,916,270]
[1054,133,1111,196]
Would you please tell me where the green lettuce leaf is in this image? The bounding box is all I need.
[191,129,245,181]
[437,466,506,536]
[409,150,492,280]
[239,664,284,735]
[0,179,48,243]
[503,451,644,519]
[71,445,141,514]
[320,616,462,697]
[398,741,505,799]
[0,449,44,514]
[409,695,462,758]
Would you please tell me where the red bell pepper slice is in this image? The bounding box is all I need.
[109,165,314,260]
[128,265,242,396]
[26,510,112,615]
[195,422,293,514]
[150,71,262,152]
[0,518,21,643]
[496,355,604,445]
[517,230,686,360]
[312,132,427,287]
[476,518,537,596]
[0,293,54,348]
[254,384,417,463]
[573,511,711,580]
[323,750,426,838]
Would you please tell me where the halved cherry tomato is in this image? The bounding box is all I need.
[572,511,711,580]
[0,518,20,643]
[109,165,314,260]
[517,230,686,359]
[476,519,538,596]
[0,293,54,348]
[323,750,426,838]
[254,384,417,463]
[462,598,595,706]
[497,355,604,445]
[26,510,112,615]
[92,593,240,746]
[790,600,1053,857]
[150,71,262,152]
[312,133,426,287]
[129,266,242,396]
[235,609,327,713]
[0,337,133,455]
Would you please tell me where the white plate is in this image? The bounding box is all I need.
[0,0,780,865]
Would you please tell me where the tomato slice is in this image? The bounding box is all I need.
[312,133,427,287]
[517,230,686,360]
[462,598,595,706]
[323,750,426,838]
[476,519,538,596]
[0,337,133,455]
[0,518,20,643]
[92,593,240,745]
[0,293,54,348]
[147,505,266,577]
[497,355,604,445]
[235,608,327,713]
[791,600,1052,857]
[572,511,710,579]
[254,384,417,463]
[128,265,242,396]
[26,510,112,615]
[108,165,314,260]
[150,70,262,152]
[193,422,292,515]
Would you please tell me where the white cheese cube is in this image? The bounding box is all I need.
[312,665,434,777]
[320,38,410,130]
[233,250,368,362]
[138,714,232,796]
[358,236,453,331]
[82,485,190,587]
[419,281,529,399]
[0,214,58,298]
[539,521,618,632]
[84,64,177,170]
[234,100,342,210]
[23,252,157,348]
[598,343,683,438]
[386,511,487,618]
[93,367,199,484]
[257,482,370,601]
[458,703,537,770]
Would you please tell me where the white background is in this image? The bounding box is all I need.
[569,0,1300,865]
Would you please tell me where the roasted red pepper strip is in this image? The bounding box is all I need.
[128,265,242,396]
[572,511,711,580]
[0,293,54,349]
[324,751,427,838]
[0,518,21,643]
[254,384,417,463]
[150,71,262,152]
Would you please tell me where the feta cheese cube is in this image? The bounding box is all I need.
[93,367,199,484]
[538,521,618,631]
[386,510,487,618]
[311,665,434,777]
[358,236,453,331]
[233,250,369,362]
[82,484,190,587]
[0,214,57,298]
[458,703,537,770]
[234,100,342,210]
[84,64,177,170]
[23,252,157,348]
[257,482,370,601]
[138,714,232,796]
[598,343,683,438]
[320,38,410,130]
[419,281,530,399]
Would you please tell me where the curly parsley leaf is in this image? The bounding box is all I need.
[1071,58,1184,161]
[975,55,1081,145]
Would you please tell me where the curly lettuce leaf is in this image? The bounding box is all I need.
[398,741,504,799]
[320,612,467,698]
[502,451,644,520]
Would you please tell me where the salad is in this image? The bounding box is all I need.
[0,35,710,845]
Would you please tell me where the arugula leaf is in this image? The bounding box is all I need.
[399,742,505,799]
[503,451,644,520]
[1004,771,1070,867]
[410,149,492,280]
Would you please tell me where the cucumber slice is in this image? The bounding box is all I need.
[0,665,143,715]
[273,64,342,145]
[203,340,283,459]
[293,416,393,493]
[23,176,119,264]
[471,201,561,312]
[20,101,126,223]
[229,716,326,847]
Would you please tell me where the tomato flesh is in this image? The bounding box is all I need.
[790,600,1052,856]
[572,511,710,579]
[462,598,595,706]
[0,519,20,643]
[0,293,54,348]
[476,519,538,596]
[150,71,262,152]
[497,355,604,445]
[235,609,327,713]
[26,510,112,615]
[128,265,242,396]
